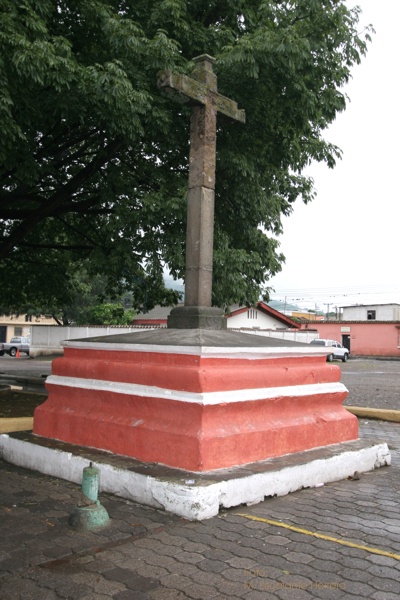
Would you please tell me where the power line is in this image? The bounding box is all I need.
[270,288,400,302]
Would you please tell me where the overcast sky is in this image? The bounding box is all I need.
[268,0,400,311]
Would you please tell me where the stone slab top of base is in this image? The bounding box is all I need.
[64,327,310,349]
[0,431,390,520]
[2,430,386,480]
[167,306,227,330]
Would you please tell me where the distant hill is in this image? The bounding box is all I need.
[164,273,184,294]
[267,299,300,312]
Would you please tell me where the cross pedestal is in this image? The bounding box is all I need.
[33,329,359,471]
[13,327,387,520]
[2,57,389,520]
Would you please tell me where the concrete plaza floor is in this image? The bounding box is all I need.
[0,356,399,599]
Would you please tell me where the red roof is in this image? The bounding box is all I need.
[132,302,300,329]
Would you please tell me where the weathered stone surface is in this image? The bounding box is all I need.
[158,55,245,328]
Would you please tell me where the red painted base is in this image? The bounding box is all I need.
[33,342,358,471]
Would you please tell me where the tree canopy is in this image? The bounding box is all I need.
[0,0,372,313]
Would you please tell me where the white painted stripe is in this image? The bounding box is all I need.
[46,375,347,406]
[62,340,330,359]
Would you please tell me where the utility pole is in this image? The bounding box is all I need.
[324,304,330,321]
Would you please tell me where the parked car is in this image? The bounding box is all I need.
[0,336,30,357]
[309,339,349,362]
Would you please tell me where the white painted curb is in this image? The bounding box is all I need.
[0,435,390,521]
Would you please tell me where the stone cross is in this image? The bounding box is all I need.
[158,55,245,329]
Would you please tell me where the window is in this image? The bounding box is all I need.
[367,310,376,320]
[14,327,23,336]
[247,309,257,320]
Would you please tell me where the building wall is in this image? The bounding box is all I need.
[301,321,400,357]
[227,308,285,329]
[0,314,58,342]
[342,304,400,321]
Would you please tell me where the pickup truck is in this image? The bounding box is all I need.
[309,338,349,362]
[0,336,30,357]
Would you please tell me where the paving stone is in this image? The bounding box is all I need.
[81,557,116,574]
[337,566,373,583]
[43,546,74,559]
[262,534,292,546]
[149,588,189,600]
[160,560,199,577]
[222,566,260,583]
[283,551,314,564]
[189,569,229,588]
[196,559,227,574]
[369,533,400,548]
[273,583,315,600]
[371,592,400,600]
[365,554,400,567]
[144,553,176,568]
[68,571,126,596]
[225,557,259,569]
[182,541,209,553]
[77,594,110,600]
[210,529,240,541]
[113,592,149,600]
[343,580,380,596]
[309,585,348,600]
[0,574,60,600]
[232,544,274,562]
[242,588,279,600]
[174,551,205,565]
[215,577,247,597]
[54,580,92,599]
[159,573,192,592]
[303,547,342,562]
[129,562,169,580]
[369,577,400,593]
[203,548,234,562]
[103,567,158,591]
[338,555,377,570]
[184,582,220,599]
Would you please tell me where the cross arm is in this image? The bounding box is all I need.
[214,94,246,124]
[157,70,207,106]
[157,70,245,124]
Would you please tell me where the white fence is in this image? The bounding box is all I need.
[230,328,317,343]
[30,325,153,357]
[30,325,317,357]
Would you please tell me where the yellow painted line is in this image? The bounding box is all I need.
[237,513,400,561]
[0,417,33,433]
[345,406,400,422]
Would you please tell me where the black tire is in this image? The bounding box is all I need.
[342,354,348,362]
[326,354,334,362]
[0,351,4,356]
[9,347,17,357]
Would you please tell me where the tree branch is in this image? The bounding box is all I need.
[0,139,122,260]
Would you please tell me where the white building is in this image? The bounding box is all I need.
[341,303,400,322]
[226,302,300,330]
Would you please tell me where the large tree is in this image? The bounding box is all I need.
[0,0,372,311]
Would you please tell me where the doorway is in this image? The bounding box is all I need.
[342,334,351,353]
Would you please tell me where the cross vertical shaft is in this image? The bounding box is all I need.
[185,56,217,308]
[158,55,245,328]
